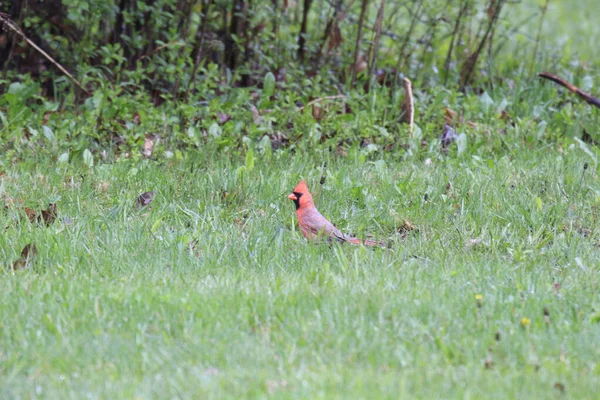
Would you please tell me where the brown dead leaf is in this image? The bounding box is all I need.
[23,204,57,226]
[270,131,288,150]
[375,68,400,87]
[142,135,155,158]
[399,220,416,233]
[42,111,53,126]
[41,203,57,226]
[335,144,348,157]
[250,105,263,125]
[12,243,38,270]
[500,110,515,127]
[444,108,477,128]
[484,357,494,369]
[24,207,38,223]
[136,191,155,210]
[98,181,110,192]
[544,307,550,325]
[553,382,565,394]
[445,183,453,197]
[445,108,458,125]
[578,227,592,237]
[217,112,232,125]
[312,104,324,121]
[233,216,246,227]
[3,194,13,210]
[133,112,141,125]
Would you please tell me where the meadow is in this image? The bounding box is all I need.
[1,0,600,398]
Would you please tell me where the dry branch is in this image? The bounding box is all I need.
[0,12,89,95]
[538,72,600,109]
[351,0,369,87]
[401,78,414,137]
[367,0,385,92]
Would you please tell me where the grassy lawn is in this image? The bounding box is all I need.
[2,145,599,398]
[2,0,600,398]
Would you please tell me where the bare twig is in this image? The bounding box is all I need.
[444,0,469,85]
[538,72,600,109]
[315,0,345,69]
[392,0,423,89]
[401,77,414,136]
[367,0,385,92]
[459,0,506,91]
[351,0,369,87]
[0,13,89,95]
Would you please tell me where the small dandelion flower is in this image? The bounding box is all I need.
[521,317,531,328]
[476,294,483,308]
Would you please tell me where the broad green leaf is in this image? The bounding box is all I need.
[263,72,276,98]
[535,196,543,212]
[245,148,255,172]
[457,133,467,155]
[83,149,94,167]
[43,126,56,142]
[209,123,222,138]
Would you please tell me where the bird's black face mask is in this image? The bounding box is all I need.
[292,192,303,210]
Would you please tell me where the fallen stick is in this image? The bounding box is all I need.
[538,72,600,109]
[401,77,414,137]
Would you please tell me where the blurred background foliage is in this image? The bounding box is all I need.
[0,0,598,161]
[1,0,565,99]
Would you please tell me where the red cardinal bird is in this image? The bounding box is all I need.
[288,180,387,247]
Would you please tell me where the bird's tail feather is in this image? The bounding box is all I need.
[347,237,389,248]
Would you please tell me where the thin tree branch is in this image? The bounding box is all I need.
[538,72,600,109]
[0,12,89,95]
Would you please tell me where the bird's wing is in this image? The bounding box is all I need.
[300,208,347,242]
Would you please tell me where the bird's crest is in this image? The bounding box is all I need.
[293,180,309,195]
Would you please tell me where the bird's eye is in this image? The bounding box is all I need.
[294,192,303,198]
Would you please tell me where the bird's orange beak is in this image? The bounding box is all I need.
[288,193,297,201]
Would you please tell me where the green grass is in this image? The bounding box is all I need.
[1,1,600,398]
[1,145,599,398]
